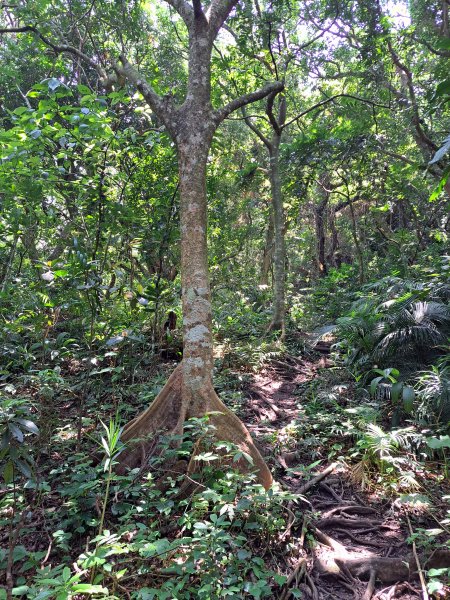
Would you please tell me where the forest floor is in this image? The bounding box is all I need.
[2,345,449,599]
[240,352,438,600]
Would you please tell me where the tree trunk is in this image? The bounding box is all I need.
[178,144,214,398]
[349,200,365,284]
[327,208,340,268]
[315,181,329,277]
[259,205,274,286]
[117,143,273,488]
[268,136,286,334]
[112,0,283,490]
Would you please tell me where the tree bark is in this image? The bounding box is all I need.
[268,135,286,333]
[315,177,330,277]
[327,208,340,268]
[315,201,328,276]
[112,0,283,488]
[178,143,214,399]
[349,200,365,284]
[259,205,274,286]
[243,95,287,334]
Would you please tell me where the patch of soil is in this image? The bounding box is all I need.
[242,353,429,600]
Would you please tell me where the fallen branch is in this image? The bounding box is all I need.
[296,463,338,494]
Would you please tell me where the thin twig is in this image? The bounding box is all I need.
[406,516,429,600]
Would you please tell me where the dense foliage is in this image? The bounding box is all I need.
[0,0,449,598]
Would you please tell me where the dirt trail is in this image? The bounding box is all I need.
[242,354,422,600]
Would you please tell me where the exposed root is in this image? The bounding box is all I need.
[333,528,384,549]
[312,525,450,590]
[321,505,378,519]
[279,558,307,600]
[312,526,413,583]
[266,319,286,341]
[407,515,429,600]
[118,365,185,472]
[363,569,376,600]
[305,571,319,600]
[190,387,273,488]
[117,363,273,489]
[317,517,388,530]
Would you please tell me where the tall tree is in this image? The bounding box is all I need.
[0,0,283,485]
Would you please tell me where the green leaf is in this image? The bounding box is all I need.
[436,79,450,96]
[429,135,450,165]
[12,586,29,596]
[402,386,415,414]
[47,78,61,91]
[427,435,450,450]
[428,568,449,577]
[29,129,42,139]
[391,382,402,404]
[3,460,14,483]
[15,419,39,435]
[436,38,450,50]
[15,460,32,478]
[71,584,108,594]
[8,423,24,442]
[429,167,450,201]
[427,580,444,594]
[370,376,383,396]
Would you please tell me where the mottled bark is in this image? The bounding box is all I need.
[327,209,340,268]
[349,201,365,284]
[243,95,287,334]
[178,143,214,399]
[260,206,274,286]
[315,202,328,277]
[314,176,330,277]
[268,136,286,333]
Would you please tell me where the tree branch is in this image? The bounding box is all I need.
[214,81,284,125]
[387,40,437,154]
[164,0,194,27]
[206,0,239,39]
[117,55,173,125]
[411,33,450,57]
[377,148,419,167]
[282,94,389,129]
[0,25,108,79]
[192,0,206,21]
[241,107,272,149]
[266,91,281,134]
